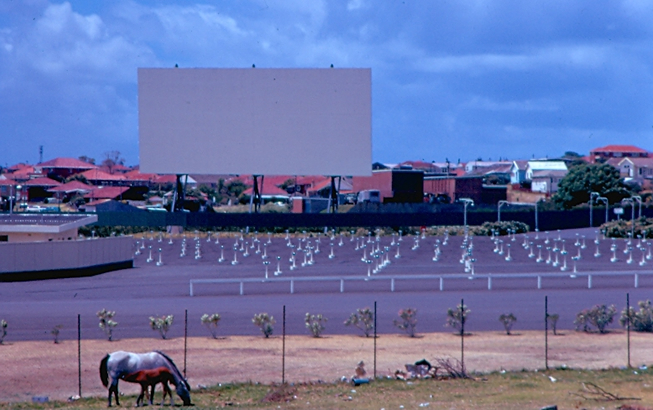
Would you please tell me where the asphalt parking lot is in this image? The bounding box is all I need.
[1,227,652,342]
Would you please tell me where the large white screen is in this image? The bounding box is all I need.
[138,68,371,176]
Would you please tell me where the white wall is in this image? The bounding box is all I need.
[0,236,133,273]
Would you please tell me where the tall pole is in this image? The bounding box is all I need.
[183,309,188,378]
[460,298,465,371]
[544,296,549,370]
[374,301,377,379]
[77,314,82,398]
[627,293,631,368]
[282,305,286,384]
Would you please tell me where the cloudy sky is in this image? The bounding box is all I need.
[1,0,652,168]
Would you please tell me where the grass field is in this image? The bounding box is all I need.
[2,367,652,409]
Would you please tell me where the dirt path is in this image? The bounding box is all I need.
[1,330,651,403]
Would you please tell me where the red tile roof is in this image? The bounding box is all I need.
[21,177,62,187]
[48,180,93,193]
[590,145,648,154]
[84,186,129,199]
[78,169,126,181]
[242,185,289,196]
[37,157,97,169]
[122,170,158,181]
[153,174,177,184]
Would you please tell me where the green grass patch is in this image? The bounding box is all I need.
[2,368,652,409]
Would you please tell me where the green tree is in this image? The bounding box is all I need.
[149,315,174,340]
[552,163,630,209]
[393,308,418,337]
[305,312,328,338]
[252,313,275,338]
[201,313,222,339]
[344,307,375,337]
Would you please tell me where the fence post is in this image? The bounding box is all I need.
[545,296,549,370]
[282,305,286,384]
[627,293,631,368]
[77,313,81,398]
[460,298,465,371]
[374,301,377,379]
[184,309,188,378]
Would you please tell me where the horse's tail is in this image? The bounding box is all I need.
[100,354,110,387]
[154,350,190,391]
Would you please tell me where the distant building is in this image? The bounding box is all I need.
[589,145,649,163]
[35,157,97,180]
[353,169,423,203]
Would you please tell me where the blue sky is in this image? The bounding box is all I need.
[1,0,652,168]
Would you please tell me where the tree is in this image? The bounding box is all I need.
[498,313,517,335]
[252,313,275,338]
[305,312,328,338]
[393,308,418,337]
[64,174,89,184]
[552,163,631,209]
[200,313,222,339]
[51,324,63,344]
[620,300,653,332]
[0,319,7,344]
[344,307,375,337]
[575,305,616,334]
[446,303,470,336]
[149,315,174,339]
[97,309,118,341]
[78,155,95,165]
[102,151,125,174]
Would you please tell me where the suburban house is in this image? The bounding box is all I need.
[589,145,649,163]
[510,160,529,184]
[530,170,568,194]
[34,157,97,180]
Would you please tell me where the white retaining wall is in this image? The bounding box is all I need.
[0,236,133,273]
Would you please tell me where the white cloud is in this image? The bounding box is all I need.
[347,0,365,11]
[415,45,610,74]
[462,96,559,112]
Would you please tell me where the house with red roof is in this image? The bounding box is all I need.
[77,169,126,186]
[589,145,649,163]
[35,157,97,180]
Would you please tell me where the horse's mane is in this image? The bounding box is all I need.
[154,350,190,391]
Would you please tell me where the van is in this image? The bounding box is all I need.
[357,190,381,204]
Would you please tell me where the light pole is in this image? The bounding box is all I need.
[9,184,21,215]
[632,195,642,219]
[597,196,609,224]
[622,198,635,239]
[460,198,474,230]
[498,200,508,222]
[589,192,600,228]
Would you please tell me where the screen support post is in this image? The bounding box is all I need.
[327,176,342,213]
[248,175,264,213]
[171,174,187,212]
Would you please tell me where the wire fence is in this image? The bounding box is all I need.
[1,293,651,404]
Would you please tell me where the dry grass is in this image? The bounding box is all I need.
[1,330,653,406]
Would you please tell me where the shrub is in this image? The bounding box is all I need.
[200,313,222,339]
[393,308,418,337]
[475,221,530,236]
[252,313,275,338]
[51,324,63,344]
[446,303,470,336]
[601,217,653,238]
[620,300,653,332]
[498,313,517,335]
[97,309,118,341]
[547,313,560,335]
[149,315,174,340]
[344,307,375,337]
[575,305,616,333]
[305,313,328,338]
[0,319,6,344]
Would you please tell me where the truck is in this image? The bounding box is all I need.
[357,189,381,204]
